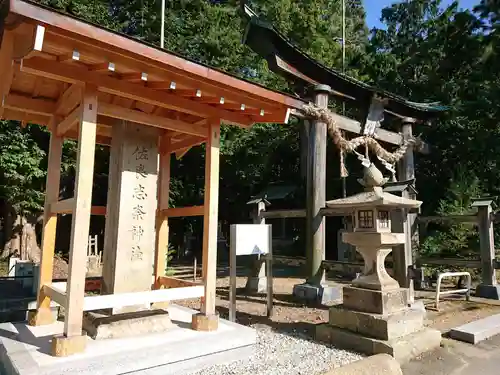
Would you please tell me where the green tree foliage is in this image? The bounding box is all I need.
[0,122,46,214]
[2,0,500,261]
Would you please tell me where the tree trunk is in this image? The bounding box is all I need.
[1,205,20,259]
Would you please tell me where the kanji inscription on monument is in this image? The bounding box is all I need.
[102,122,159,310]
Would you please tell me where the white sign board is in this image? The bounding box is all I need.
[229,223,273,322]
[230,224,271,256]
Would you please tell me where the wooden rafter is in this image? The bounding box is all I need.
[4,93,56,116]
[37,29,285,112]
[98,102,208,137]
[20,57,257,127]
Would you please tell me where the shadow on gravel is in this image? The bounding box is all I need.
[215,305,320,340]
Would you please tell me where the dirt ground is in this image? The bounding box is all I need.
[176,275,500,338]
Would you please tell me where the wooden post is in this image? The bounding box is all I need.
[154,145,171,288]
[52,85,98,357]
[192,118,220,331]
[394,118,417,303]
[474,198,500,299]
[305,84,329,285]
[28,131,63,326]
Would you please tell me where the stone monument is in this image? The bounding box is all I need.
[83,121,172,338]
[316,163,441,363]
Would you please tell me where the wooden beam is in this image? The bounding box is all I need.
[20,57,255,127]
[82,286,204,311]
[157,276,201,289]
[64,85,98,338]
[201,119,220,316]
[163,136,206,155]
[1,108,50,125]
[30,132,63,326]
[50,198,75,214]
[3,94,56,116]
[91,206,106,216]
[98,102,207,137]
[291,108,403,146]
[162,205,204,218]
[55,84,82,115]
[43,284,67,308]
[56,105,81,136]
[154,149,171,289]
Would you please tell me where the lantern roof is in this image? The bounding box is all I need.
[326,187,422,210]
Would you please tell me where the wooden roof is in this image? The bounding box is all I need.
[241,3,449,122]
[0,0,305,148]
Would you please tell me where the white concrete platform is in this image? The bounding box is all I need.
[449,313,500,344]
[0,305,256,375]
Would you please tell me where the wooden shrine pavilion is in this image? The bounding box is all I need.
[0,0,445,359]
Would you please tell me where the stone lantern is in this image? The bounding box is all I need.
[316,165,441,362]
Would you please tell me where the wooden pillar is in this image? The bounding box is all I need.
[475,198,500,299]
[192,119,220,332]
[28,130,63,326]
[153,144,171,289]
[305,84,329,285]
[394,118,417,303]
[52,85,98,357]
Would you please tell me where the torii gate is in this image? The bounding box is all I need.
[241,3,448,303]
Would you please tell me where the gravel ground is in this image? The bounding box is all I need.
[187,325,363,375]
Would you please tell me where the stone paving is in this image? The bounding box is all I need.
[402,334,500,375]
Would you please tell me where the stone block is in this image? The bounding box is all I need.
[449,312,500,344]
[151,301,170,310]
[323,354,402,375]
[192,313,219,331]
[316,324,441,363]
[328,305,424,340]
[292,283,342,304]
[245,276,267,294]
[475,284,500,300]
[343,286,407,315]
[83,309,172,340]
[51,334,87,357]
[27,307,58,326]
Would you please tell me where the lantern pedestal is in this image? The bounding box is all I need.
[316,236,441,363]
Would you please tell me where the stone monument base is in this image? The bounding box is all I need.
[316,323,441,363]
[292,283,342,304]
[343,286,409,315]
[245,276,267,294]
[328,305,425,340]
[476,284,500,300]
[82,309,172,340]
[316,289,441,363]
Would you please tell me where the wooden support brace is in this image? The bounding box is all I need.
[163,136,206,155]
[57,105,81,136]
[43,284,68,308]
[63,85,98,339]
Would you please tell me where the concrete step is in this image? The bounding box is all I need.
[449,313,500,344]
